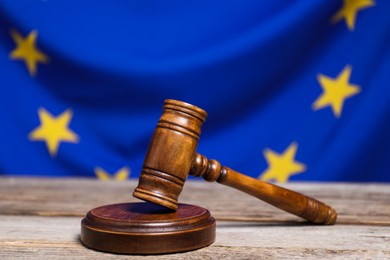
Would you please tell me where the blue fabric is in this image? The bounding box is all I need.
[0,1,389,181]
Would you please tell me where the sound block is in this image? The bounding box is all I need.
[81,202,216,254]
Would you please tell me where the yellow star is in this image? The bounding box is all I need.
[29,108,79,157]
[94,166,130,181]
[312,65,361,118]
[259,142,306,183]
[331,0,375,31]
[9,29,49,76]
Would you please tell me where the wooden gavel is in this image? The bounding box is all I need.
[133,99,337,225]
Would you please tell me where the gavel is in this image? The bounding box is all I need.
[133,99,337,225]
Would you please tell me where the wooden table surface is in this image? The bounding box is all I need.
[0,177,389,259]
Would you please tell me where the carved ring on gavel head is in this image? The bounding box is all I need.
[133,99,337,225]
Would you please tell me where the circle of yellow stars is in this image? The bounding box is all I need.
[8,1,375,182]
[260,0,373,183]
[9,29,131,180]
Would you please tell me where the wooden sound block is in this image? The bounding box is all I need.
[81,202,216,255]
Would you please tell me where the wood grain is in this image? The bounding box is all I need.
[0,215,389,259]
[81,203,216,254]
[191,153,336,224]
[134,99,336,224]
[134,99,208,210]
[0,177,389,225]
[0,177,389,258]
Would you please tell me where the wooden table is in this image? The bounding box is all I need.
[0,177,389,259]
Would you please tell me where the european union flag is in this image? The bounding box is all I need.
[1,1,389,182]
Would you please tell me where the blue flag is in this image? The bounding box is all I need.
[1,0,389,182]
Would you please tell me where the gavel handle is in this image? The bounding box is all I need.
[190,154,337,225]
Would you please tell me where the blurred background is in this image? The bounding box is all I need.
[0,0,389,182]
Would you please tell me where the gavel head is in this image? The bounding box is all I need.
[133,99,207,210]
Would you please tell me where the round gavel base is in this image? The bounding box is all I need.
[81,202,216,254]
